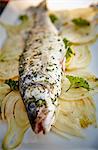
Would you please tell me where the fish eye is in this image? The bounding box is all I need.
[28,102,36,111]
[26,101,37,120]
[28,102,36,112]
[26,101,38,129]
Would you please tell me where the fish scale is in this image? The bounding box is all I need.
[19,1,66,134]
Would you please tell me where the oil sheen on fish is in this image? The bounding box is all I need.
[19,2,66,134]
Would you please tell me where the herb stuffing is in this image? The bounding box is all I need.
[19,15,28,22]
[72,18,90,27]
[63,38,75,62]
[5,79,19,90]
[66,75,90,91]
[36,99,46,107]
[49,14,58,23]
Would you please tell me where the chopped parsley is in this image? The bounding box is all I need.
[65,47,75,61]
[19,15,28,22]
[63,38,72,48]
[66,75,90,91]
[63,38,75,62]
[49,14,58,23]
[5,79,19,90]
[72,18,90,27]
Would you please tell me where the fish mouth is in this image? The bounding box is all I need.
[34,106,48,134]
[26,100,55,134]
[34,106,55,134]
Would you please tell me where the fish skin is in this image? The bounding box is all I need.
[19,2,66,134]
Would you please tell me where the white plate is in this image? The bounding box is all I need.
[0,0,98,150]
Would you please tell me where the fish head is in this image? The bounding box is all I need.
[26,97,56,134]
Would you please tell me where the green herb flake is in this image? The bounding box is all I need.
[72,18,90,27]
[19,15,28,22]
[63,38,72,48]
[5,79,19,90]
[65,47,75,61]
[49,14,58,23]
[63,38,75,61]
[66,75,90,91]
[36,99,46,107]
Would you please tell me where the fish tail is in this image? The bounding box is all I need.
[37,0,47,11]
[26,0,47,17]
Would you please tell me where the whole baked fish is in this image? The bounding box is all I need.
[19,2,66,134]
